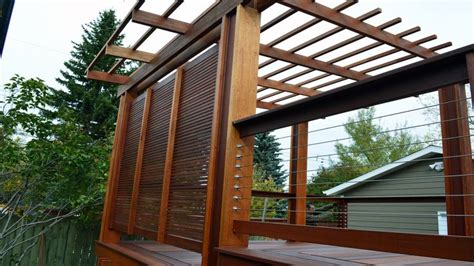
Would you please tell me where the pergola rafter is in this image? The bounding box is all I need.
[86,0,452,110]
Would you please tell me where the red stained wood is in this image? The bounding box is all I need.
[438,84,474,236]
[132,10,191,34]
[157,67,183,242]
[279,0,436,59]
[288,122,308,225]
[128,88,153,234]
[233,221,474,262]
[86,70,131,85]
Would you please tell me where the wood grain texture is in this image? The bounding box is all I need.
[100,92,134,243]
[117,0,244,96]
[259,44,368,80]
[96,241,163,266]
[164,47,218,246]
[132,10,191,34]
[218,5,260,247]
[438,84,474,236]
[201,16,230,266]
[113,95,145,233]
[86,0,145,72]
[258,78,317,97]
[256,101,280,110]
[134,79,174,236]
[106,45,155,63]
[86,70,131,85]
[467,53,474,108]
[128,88,153,234]
[234,221,474,262]
[157,68,183,242]
[279,0,436,59]
[288,122,308,225]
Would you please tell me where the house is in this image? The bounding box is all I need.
[324,146,452,235]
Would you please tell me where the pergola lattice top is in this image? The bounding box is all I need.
[86,0,451,110]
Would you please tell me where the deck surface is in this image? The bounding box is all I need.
[121,240,473,265]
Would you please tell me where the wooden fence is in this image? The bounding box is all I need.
[0,218,99,266]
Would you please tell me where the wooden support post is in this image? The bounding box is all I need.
[288,122,308,225]
[157,67,183,242]
[201,15,230,266]
[99,92,135,243]
[127,88,153,234]
[467,53,474,108]
[206,5,260,265]
[438,84,474,236]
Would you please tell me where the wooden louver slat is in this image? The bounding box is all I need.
[112,95,145,233]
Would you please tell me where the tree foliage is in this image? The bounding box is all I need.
[253,132,286,189]
[251,166,283,219]
[1,75,110,222]
[308,107,423,195]
[52,9,131,140]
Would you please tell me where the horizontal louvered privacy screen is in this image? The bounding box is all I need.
[112,95,145,233]
[133,78,175,238]
[165,46,218,248]
[110,46,219,251]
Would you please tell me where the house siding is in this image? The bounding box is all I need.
[347,202,446,234]
[340,155,447,234]
[343,156,445,197]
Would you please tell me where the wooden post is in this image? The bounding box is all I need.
[127,88,153,234]
[201,16,230,266]
[206,4,260,265]
[288,122,308,225]
[466,53,474,108]
[438,84,474,236]
[157,67,183,242]
[99,92,134,244]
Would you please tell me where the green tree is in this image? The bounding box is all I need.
[1,75,110,222]
[52,9,130,140]
[308,107,422,195]
[251,166,282,219]
[254,132,286,188]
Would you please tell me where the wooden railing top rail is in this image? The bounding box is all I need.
[234,44,474,137]
[251,190,445,203]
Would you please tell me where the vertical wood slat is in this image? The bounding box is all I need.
[467,53,474,108]
[158,67,184,242]
[128,88,153,234]
[100,92,134,243]
[218,5,260,248]
[288,122,308,225]
[438,84,474,236]
[201,16,230,266]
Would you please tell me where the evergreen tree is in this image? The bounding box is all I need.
[53,10,129,140]
[308,107,423,195]
[254,132,286,189]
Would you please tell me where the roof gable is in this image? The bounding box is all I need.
[323,146,443,196]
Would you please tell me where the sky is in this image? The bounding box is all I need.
[1,0,473,177]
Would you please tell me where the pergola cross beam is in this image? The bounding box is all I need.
[258,78,318,97]
[132,10,192,34]
[260,44,369,81]
[278,0,436,59]
[105,45,155,63]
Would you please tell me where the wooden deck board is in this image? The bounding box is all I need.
[119,240,473,265]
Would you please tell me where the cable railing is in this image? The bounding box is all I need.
[231,71,474,254]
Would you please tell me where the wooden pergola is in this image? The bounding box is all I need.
[87,0,474,265]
